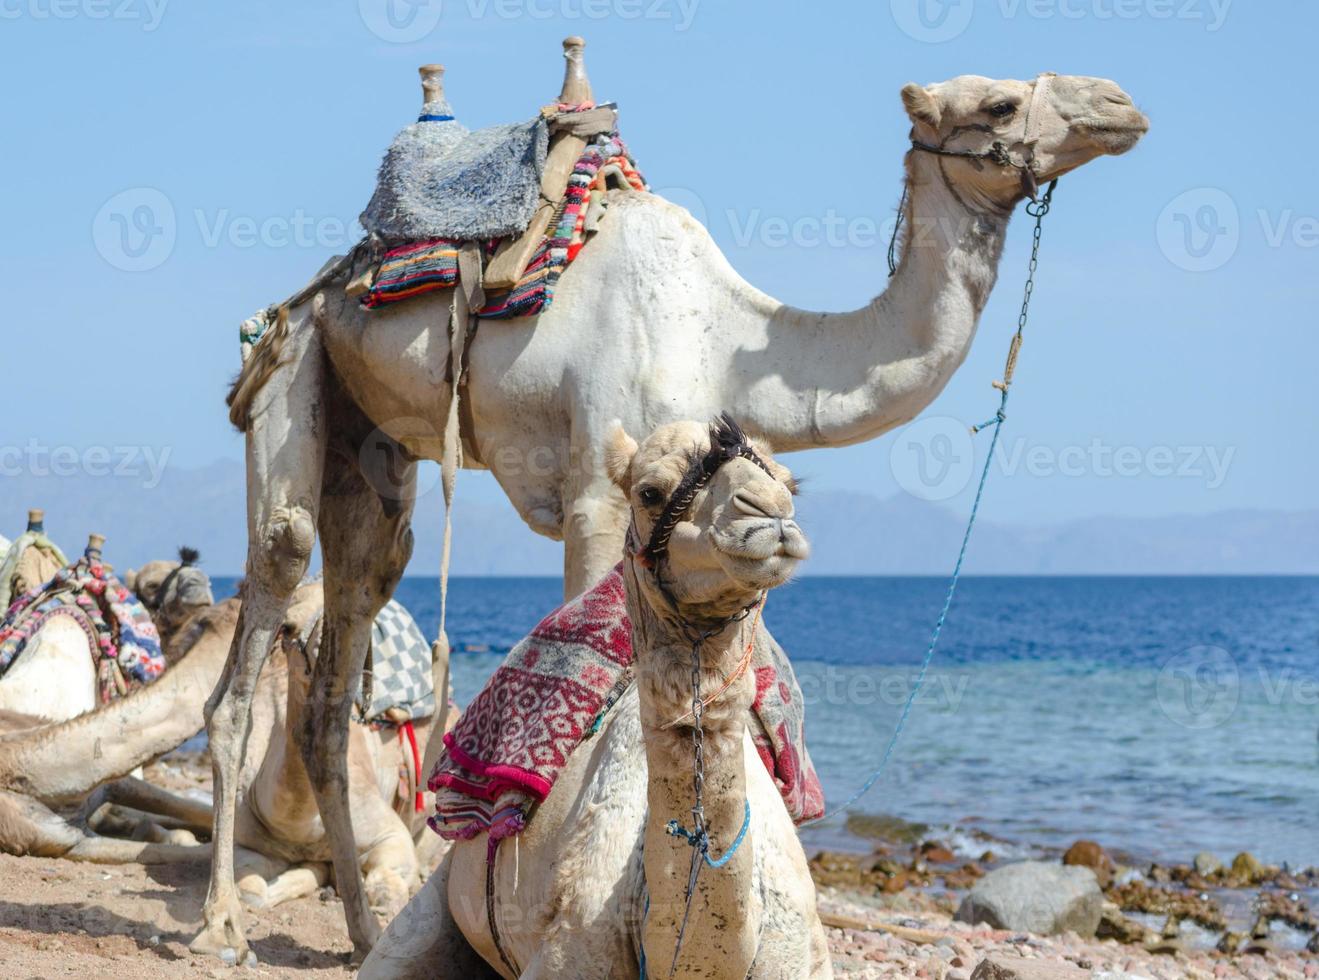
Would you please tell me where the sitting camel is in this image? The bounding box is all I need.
[0,577,452,924]
[0,538,212,722]
[362,417,831,979]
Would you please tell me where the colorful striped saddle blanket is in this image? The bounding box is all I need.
[428,564,824,844]
[361,131,646,317]
[0,546,165,704]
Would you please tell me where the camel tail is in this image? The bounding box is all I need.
[226,304,291,432]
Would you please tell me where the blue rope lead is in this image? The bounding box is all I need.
[667,799,752,868]
[803,386,1010,826]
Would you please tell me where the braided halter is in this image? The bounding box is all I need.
[628,412,775,574]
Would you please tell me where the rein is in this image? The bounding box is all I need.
[821,147,1062,827]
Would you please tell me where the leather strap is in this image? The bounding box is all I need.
[1022,72,1057,148]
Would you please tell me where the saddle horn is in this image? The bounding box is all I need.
[558,36,592,105]
[26,508,44,532]
[419,63,446,107]
[86,532,105,557]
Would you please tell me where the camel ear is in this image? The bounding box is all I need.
[124,568,138,591]
[901,83,941,130]
[604,423,639,489]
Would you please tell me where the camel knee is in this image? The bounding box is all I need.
[252,505,316,594]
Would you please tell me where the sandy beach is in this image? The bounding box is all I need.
[0,750,1313,979]
[2,852,1314,979]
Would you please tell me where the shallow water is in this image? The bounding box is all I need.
[213,574,1319,869]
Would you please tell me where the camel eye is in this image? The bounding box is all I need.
[989,102,1017,118]
[638,486,664,507]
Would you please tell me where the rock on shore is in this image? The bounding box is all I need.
[955,861,1104,937]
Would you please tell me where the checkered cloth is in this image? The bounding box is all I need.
[359,598,436,723]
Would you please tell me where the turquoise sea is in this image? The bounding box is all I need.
[216,575,1319,870]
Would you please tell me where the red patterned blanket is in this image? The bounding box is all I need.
[429,565,823,843]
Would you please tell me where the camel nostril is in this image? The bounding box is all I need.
[732,491,773,519]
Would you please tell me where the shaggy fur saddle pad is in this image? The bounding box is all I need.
[429,565,825,843]
[0,547,164,704]
[360,132,645,317]
[360,98,549,242]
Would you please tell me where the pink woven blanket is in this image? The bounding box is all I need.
[429,565,823,842]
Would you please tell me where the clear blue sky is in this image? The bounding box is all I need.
[2,0,1315,526]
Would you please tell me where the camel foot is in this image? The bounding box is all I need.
[189,897,249,962]
[365,868,411,921]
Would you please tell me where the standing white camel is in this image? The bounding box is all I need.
[360,417,829,979]
[200,65,1148,960]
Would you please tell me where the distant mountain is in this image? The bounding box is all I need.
[2,459,1315,576]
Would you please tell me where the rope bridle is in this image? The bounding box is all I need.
[909,72,1058,205]
[625,412,775,977]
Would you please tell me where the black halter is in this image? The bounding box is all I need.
[629,413,774,571]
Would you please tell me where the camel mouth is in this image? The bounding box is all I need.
[1076,114,1149,155]
[712,518,809,587]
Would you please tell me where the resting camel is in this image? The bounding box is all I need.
[204,62,1149,960]
[0,576,450,924]
[361,417,828,978]
[0,540,212,723]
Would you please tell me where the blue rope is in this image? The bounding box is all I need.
[418,113,455,122]
[666,799,752,869]
[802,387,1010,827]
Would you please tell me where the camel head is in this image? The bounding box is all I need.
[900,73,1148,211]
[126,546,214,647]
[606,416,809,618]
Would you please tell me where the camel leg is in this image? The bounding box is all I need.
[239,859,329,910]
[300,413,415,960]
[359,848,500,980]
[191,314,326,959]
[98,776,213,834]
[561,474,630,599]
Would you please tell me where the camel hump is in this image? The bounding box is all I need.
[558,36,592,105]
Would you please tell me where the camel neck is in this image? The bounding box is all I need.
[746,150,1013,452]
[623,560,761,976]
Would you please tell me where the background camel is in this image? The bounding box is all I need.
[0,510,67,611]
[361,418,830,979]
[0,540,212,722]
[203,65,1148,960]
[0,578,452,933]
